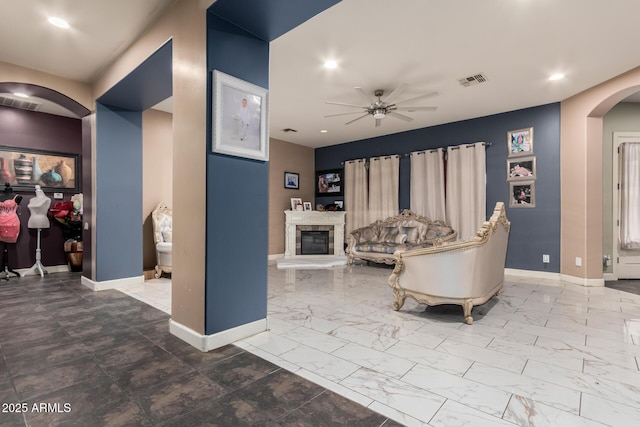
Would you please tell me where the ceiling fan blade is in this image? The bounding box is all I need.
[325,101,367,108]
[375,118,382,128]
[387,111,414,122]
[395,106,438,112]
[354,87,377,104]
[397,91,439,105]
[383,83,407,104]
[345,113,370,125]
[324,111,369,118]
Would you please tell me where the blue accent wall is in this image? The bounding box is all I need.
[205,13,270,334]
[94,103,143,281]
[316,103,561,272]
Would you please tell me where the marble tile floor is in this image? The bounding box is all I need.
[0,272,399,426]
[119,264,640,426]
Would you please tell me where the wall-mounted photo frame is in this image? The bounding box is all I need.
[507,127,534,157]
[303,201,312,211]
[315,169,343,197]
[0,145,79,192]
[290,197,303,211]
[507,156,536,181]
[284,172,299,189]
[212,70,269,161]
[509,181,535,208]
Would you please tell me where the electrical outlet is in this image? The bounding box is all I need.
[53,192,63,199]
[543,254,550,263]
[576,257,582,267]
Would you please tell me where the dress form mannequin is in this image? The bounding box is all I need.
[24,185,51,277]
[0,183,22,280]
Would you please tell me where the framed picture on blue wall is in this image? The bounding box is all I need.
[507,127,534,157]
[507,156,536,181]
[509,181,535,208]
[212,70,269,161]
[316,169,343,197]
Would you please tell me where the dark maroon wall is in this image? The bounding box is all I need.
[0,106,82,269]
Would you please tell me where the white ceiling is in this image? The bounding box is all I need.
[2,0,640,148]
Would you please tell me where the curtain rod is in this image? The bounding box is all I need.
[406,141,492,156]
[341,154,400,165]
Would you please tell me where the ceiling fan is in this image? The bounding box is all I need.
[324,83,438,127]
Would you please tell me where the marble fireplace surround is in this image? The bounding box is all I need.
[284,210,346,258]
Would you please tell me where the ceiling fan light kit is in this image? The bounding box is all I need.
[325,85,437,127]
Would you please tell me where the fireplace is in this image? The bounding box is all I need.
[283,210,346,258]
[300,230,330,255]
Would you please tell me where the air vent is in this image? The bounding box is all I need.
[282,128,298,133]
[458,73,488,87]
[0,96,41,112]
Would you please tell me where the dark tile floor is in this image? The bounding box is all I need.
[605,279,640,296]
[0,272,402,427]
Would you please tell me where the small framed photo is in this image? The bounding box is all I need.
[316,169,343,197]
[290,197,303,211]
[509,181,535,208]
[303,202,312,211]
[507,127,534,157]
[212,70,269,161]
[335,200,344,209]
[284,172,299,189]
[507,156,536,181]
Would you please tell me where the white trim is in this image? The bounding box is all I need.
[603,273,617,281]
[560,274,604,287]
[268,253,284,261]
[170,318,268,352]
[81,275,144,291]
[17,264,69,276]
[504,268,561,281]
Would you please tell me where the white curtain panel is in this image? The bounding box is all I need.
[445,142,486,240]
[369,155,400,223]
[344,159,369,235]
[620,142,640,249]
[410,148,446,221]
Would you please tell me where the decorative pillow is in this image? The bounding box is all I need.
[358,226,379,242]
[401,226,420,243]
[394,233,407,244]
[378,226,399,243]
[162,231,173,243]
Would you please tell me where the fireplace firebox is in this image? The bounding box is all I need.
[300,230,330,255]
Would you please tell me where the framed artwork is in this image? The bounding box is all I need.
[315,169,343,197]
[290,197,303,211]
[334,200,343,209]
[509,181,535,208]
[507,156,536,181]
[284,172,299,189]
[212,70,269,161]
[507,127,534,157]
[303,201,312,211]
[0,146,79,192]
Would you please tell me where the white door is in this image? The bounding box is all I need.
[613,132,640,279]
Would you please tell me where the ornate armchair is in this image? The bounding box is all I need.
[151,202,172,278]
[388,202,510,324]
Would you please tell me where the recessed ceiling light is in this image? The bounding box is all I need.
[324,60,337,69]
[48,17,70,29]
[13,92,29,98]
[320,129,328,133]
[549,73,565,81]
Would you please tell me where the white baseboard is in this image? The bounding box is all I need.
[560,274,604,287]
[170,318,268,352]
[603,273,617,281]
[504,268,561,281]
[17,264,69,276]
[81,275,144,291]
[268,253,284,261]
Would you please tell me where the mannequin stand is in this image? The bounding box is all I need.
[23,228,48,278]
[0,242,20,280]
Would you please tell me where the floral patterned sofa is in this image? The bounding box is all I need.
[346,210,457,265]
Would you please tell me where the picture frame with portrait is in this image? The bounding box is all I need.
[212,70,269,161]
[507,127,534,157]
[303,202,312,211]
[290,197,303,211]
[284,172,299,189]
[509,181,535,208]
[315,169,343,197]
